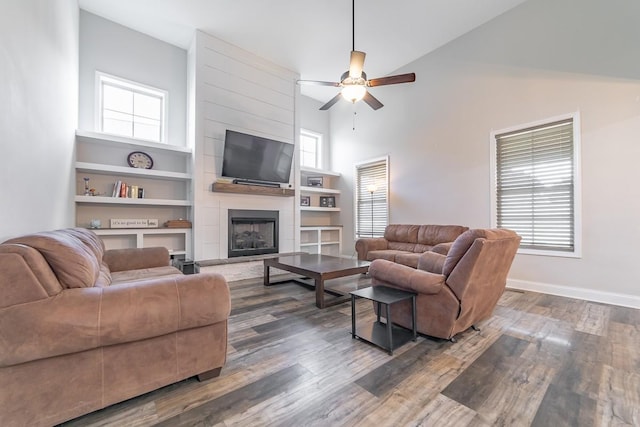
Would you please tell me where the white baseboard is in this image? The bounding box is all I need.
[507,279,640,309]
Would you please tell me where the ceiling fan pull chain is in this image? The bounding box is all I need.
[353,110,357,131]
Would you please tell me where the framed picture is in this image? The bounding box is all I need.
[307,176,323,187]
[319,196,335,208]
[300,196,311,206]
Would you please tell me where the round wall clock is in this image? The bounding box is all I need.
[127,151,154,169]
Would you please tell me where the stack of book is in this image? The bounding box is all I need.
[112,181,144,198]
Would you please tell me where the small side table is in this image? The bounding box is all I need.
[350,285,417,355]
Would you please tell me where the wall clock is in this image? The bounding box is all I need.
[127,151,153,169]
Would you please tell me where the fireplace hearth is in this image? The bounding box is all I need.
[228,209,279,258]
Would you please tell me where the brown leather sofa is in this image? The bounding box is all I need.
[368,228,520,340]
[355,224,469,267]
[0,228,230,427]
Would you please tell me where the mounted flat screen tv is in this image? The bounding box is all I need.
[222,130,294,185]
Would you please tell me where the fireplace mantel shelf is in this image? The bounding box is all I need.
[212,182,295,197]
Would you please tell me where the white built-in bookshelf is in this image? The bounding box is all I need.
[299,167,342,256]
[75,130,193,258]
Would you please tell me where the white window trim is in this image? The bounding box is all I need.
[300,128,323,169]
[95,71,168,143]
[354,155,390,239]
[490,111,582,258]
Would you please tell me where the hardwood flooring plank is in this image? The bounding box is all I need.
[411,393,480,427]
[474,357,556,426]
[575,302,611,337]
[351,354,467,426]
[609,304,640,325]
[441,334,529,410]
[154,364,313,426]
[531,383,597,427]
[355,339,445,397]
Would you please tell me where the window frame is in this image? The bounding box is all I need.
[354,156,389,239]
[95,71,168,143]
[299,128,323,169]
[490,112,582,258]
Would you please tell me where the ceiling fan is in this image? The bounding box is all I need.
[297,0,416,111]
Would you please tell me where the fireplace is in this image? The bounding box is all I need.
[228,209,279,258]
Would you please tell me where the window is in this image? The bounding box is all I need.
[355,157,389,238]
[300,129,322,169]
[491,113,581,257]
[96,72,166,143]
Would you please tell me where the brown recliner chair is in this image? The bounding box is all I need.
[368,228,521,340]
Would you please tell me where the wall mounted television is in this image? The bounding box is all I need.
[221,130,294,186]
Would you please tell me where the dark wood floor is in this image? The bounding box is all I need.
[61,274,640,426]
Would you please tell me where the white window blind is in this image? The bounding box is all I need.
[355,158,388,238]
[495,118,575,252]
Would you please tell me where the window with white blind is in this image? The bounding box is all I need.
[491,113,581,257]
[96,72,167,143]
[355,157,389,238]
[300,129,322,169]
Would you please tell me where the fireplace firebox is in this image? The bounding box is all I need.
[228,209,279,258]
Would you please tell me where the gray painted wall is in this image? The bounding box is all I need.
[78,11,187,146]
[330,0,640,305]
[299,95,331,169]
[0,0,78,240]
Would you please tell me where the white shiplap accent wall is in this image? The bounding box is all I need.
[190,31,299,261]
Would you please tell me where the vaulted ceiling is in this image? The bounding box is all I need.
[78,0,528,100]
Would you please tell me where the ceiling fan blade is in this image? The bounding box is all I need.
[297,80,341,87]
[362,91,384,110]
[349,50,366,79]
[367,73,416,87]
[319,93,343,110]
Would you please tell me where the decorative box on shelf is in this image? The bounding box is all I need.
[110,219,159,229]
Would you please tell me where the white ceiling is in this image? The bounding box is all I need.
[78,0,528,101]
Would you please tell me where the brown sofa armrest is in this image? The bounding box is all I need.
[103,247,170,272]
[0,273,230,367]
[355,238,388,260]
[369,259,445,295]
[417,251,446,274]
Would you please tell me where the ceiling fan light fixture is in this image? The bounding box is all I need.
[341,84,366,103]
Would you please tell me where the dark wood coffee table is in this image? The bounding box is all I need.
[263,254,370,308]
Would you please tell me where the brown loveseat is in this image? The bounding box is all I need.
[368,228,520,340]
[355,224,469,268]
[0,228,230,427]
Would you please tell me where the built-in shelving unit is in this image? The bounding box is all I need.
[299,167,342,255]
[75,130,193,258]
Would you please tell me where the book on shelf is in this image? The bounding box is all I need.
[111,181,144,198]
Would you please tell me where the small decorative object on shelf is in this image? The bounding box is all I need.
[110,218,159,228]
[300,196,310,206]
[89,219,101,229]
[319,196,336,208]
[307,176,323,187]
[127,151,154,169]
[83,177,91,195]
[165,219,192,228]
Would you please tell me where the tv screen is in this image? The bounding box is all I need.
[221,130,294,184]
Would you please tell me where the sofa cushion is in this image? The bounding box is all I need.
[417,224,469,246]
[384,224,419,244]
[394,252,421,268]
[4,230,100,289]
[111,266,183,284]
[388,241,416,252]
[366,249,401,262]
